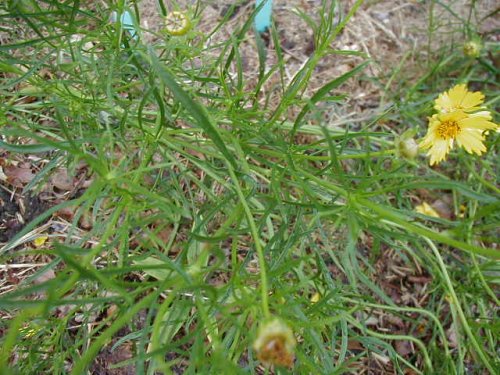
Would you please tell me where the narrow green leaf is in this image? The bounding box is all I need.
[147,48,237,169]
[291,61,369,137]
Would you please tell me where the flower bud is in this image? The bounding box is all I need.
[463,40,481,58]
[397,137,419,160]
[253,318,296,368]
[165,11,191,36]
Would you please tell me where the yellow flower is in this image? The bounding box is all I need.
[415,202,440,218]
[253,318,296,368]
[165,11,191,36]
[434,84,484,113]
[419,111,498,165]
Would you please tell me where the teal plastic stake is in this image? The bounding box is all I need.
[255,0,273,32]
[111,10,138,40]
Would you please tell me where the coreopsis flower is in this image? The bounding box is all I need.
[434,84,484,113]
[420,110,497,165]
[165,11,191,36]
[415,202,440,218]
[253,318,296,368]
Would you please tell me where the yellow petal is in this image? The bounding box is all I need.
[459,90,485,110]
[427,138,452,165]
[33,235,48,247]
[434,92,454,112]
[439,111,467,122]
[456,130,486,155]
[447,84,468,104]
[419,131,436,150]
[420,117,441,150]
[434,84,485,112]
[459,117,498,131]
[415,202,440,218]
[311,292,321,303]
[468,111,492,120]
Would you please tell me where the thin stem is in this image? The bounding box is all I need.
[227,164,270,318]
[424,238,495,374]
[356,197,499,259]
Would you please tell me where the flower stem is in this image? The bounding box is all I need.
[227,164,270,318]
[424,238,495,374]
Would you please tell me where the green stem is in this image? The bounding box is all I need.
[250,145,395,161]
[227,165,270,318]
[356,197,499,259]
[346,315,433,372]
[340,297,452,363]
[300,169,348,197]
[148,287,180,373]
[424,238,495,374]
[71,290,159,375]
[465,176,499,305]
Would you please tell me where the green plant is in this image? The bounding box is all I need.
[0,0,498,374]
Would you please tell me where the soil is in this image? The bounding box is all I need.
[0,188,48,242]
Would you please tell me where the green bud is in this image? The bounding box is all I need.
[463,40,481,58]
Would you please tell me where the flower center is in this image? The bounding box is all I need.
[437,120,461,139]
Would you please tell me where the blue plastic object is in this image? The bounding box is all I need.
[255,0,273,32]
[111,10,138,40]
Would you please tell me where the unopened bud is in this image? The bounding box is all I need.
[463,40,481,58]
[253,318,296,368]
[398,137,419,160]
[165,11,191,36]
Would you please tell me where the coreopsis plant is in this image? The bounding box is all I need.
[420,84,498,165]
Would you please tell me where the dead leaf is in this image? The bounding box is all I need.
[407,275,432,284]
[395,340,413,356]
[446,323,459,348]
[432,199,453,220]
[4,165,35,187]
[50,168,74,191]
[0,166,7,182]
[6,268,20,284]
[107,304,118,318]
[384,314,405,329]
[82,177,94,188]
[156,225,172,243]
[347,339,364,351]
[79,212,93,229]
[33,269,56,284]
[56,206,75,221]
